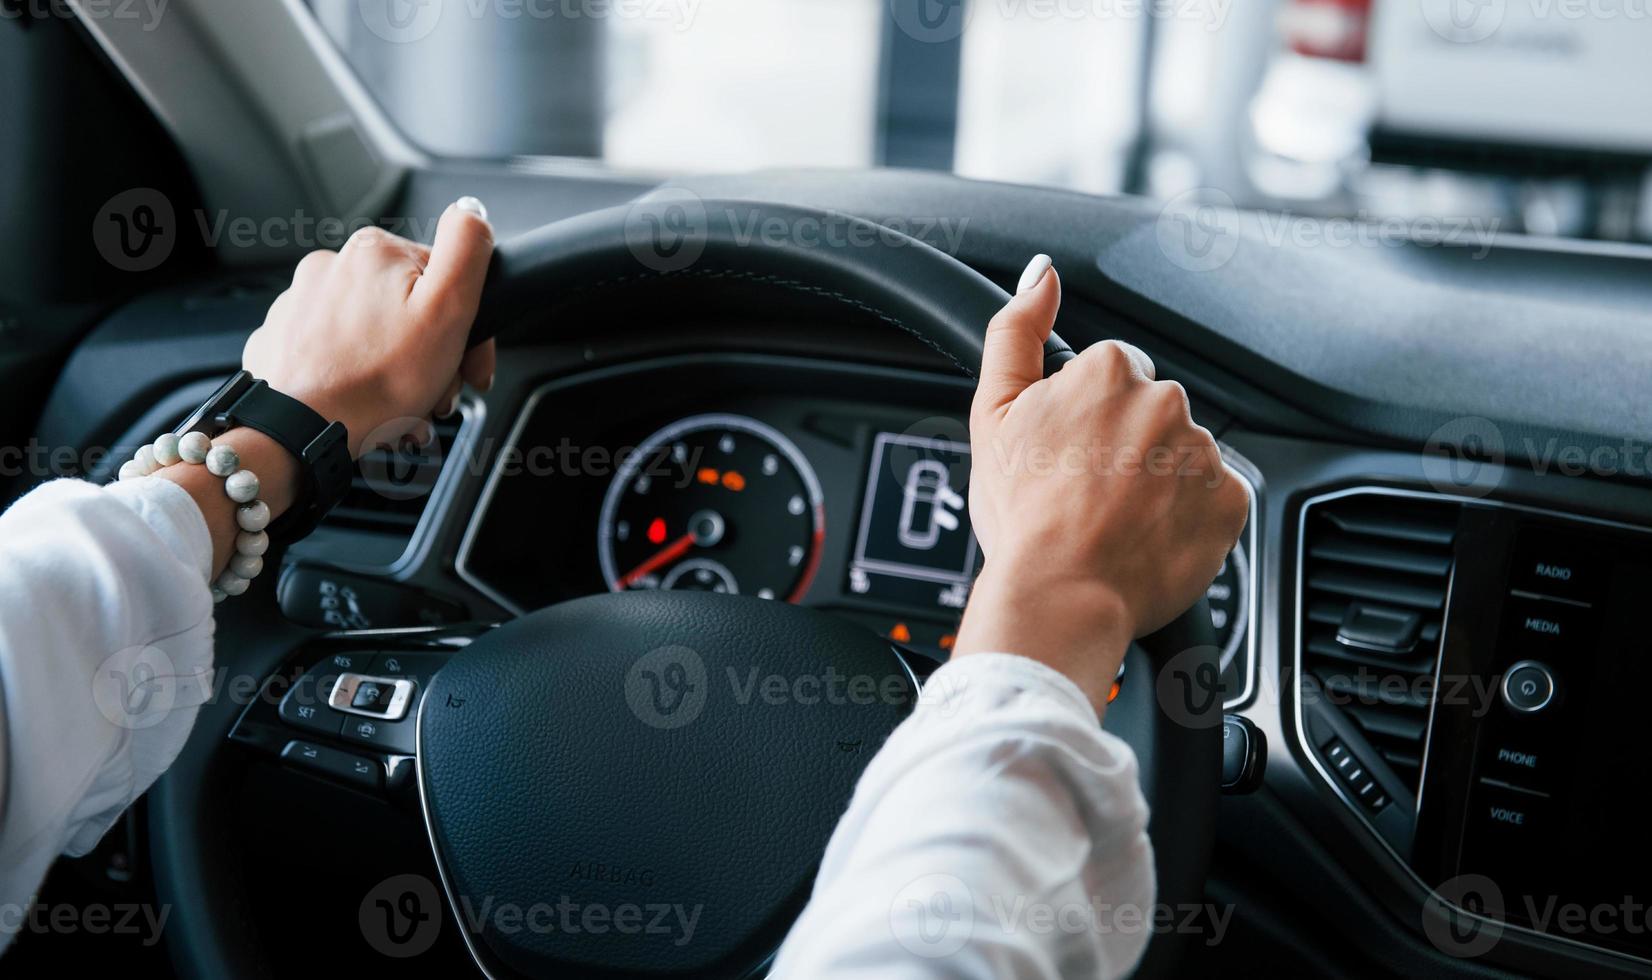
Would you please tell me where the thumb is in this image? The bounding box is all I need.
[974,254,1060,423]
[414,196,494,318]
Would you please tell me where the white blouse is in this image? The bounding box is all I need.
[0,478,1154,974]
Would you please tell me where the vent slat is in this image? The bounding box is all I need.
[1307,636,1436,674]
[1321,505,1457,546]
[1343,703,1429,744]
[1307,568,1445,611]
[1317,671,1433,710]
[1309,534,1453,578]
[319,419,463,538]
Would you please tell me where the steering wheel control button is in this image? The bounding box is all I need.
[1502,660,1557,714]
[340,711,417,755]
[366,651,446,684]
[1220,715,1266,795]
[329,673,416,721]
[1323,739,1389,812]
[278,667,348,737]
[280,739,382,791]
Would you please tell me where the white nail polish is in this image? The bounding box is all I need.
[455,196,489,222]
[1017,254,1053,293]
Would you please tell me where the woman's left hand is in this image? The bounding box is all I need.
[241,197,497,458]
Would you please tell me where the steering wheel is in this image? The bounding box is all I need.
[148,200,1222,979]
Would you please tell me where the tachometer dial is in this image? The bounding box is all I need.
[598,414,825,602]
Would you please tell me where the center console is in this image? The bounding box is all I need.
[1415,504,1652,960]
[1299,487,1652,964]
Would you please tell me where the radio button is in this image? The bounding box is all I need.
[1509,538,1598,605]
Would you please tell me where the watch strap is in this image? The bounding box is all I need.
[175,371,352,540]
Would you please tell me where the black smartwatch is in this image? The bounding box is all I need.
[174,371,352,541]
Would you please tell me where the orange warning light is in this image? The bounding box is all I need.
[889,622,912,644]
[938,634,956,651]
[1107,681,1122,704]
[721,470,746,492]
[696,467,719,485]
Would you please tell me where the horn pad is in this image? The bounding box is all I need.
[418,591,916,978]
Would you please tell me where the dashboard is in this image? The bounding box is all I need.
[33,166,1652,980]
[452,352,1257,697]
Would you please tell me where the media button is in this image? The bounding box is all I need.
[1503,598,1590,655]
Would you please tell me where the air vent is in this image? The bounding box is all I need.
[325,416,463,533]
[288,414,468,568]
[1300,492,1460,794]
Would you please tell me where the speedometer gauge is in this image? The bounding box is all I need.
[598,414,825,602]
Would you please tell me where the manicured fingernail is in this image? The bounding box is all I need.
[1017,254,1053,293]
[455,196,489,222]
[437,394,459,419]
[481,373,495,393]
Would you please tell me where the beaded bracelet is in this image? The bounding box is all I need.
[118,430,273,604]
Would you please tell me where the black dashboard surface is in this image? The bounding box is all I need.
[656,169,1652,460]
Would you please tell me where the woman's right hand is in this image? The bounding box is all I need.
[953,255,1250,713]
[241,197,498,458]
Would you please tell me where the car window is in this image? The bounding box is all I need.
[314,0,1652,244]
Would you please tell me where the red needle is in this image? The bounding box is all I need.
[617,533,695,589]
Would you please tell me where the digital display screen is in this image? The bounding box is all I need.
[847,432,981,614]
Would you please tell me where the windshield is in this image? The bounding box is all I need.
[317,0,1652,244]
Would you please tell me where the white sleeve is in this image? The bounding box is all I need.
[0,477,215,927]
[771,652,1155,980]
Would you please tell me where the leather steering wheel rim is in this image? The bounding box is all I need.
[149,198,1221,979]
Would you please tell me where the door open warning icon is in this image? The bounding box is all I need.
[897,460,966,551]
